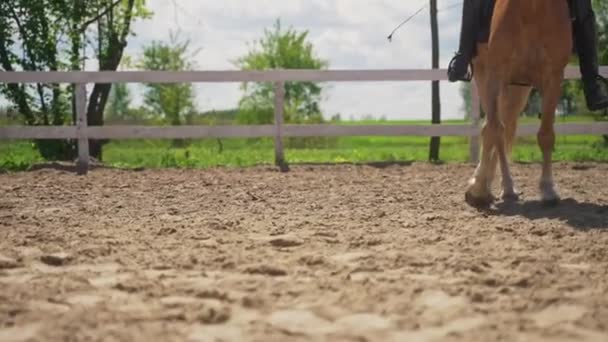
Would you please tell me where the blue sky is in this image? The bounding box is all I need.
[119,0,467,120]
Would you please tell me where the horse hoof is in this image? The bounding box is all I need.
[501,191,520,202]
[540,183,560,207]
[542,197,560,207]
[465,191,494,208]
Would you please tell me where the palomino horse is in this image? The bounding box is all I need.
[465,0,573,207]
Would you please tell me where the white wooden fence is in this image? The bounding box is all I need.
[1,67,608,174]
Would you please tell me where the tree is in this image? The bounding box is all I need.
[234,19,328,125]
[139,32,197,127]
[594,0,608,65]
[559,80,581,115]
[0,0,151,160]
[105,55,133,122]
[105,83,132,122]
[594,0,608,143]
[460,83,472,119]
[429,0,441,161]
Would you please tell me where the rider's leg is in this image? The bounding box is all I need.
[448,0,483,82]
[573,0,608,111]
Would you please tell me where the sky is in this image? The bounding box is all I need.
[119,0,467,121]
[1,0,467,121]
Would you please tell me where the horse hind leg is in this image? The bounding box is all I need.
[489,84,519,204]
[537,80,562,205]
[498,85,532,201]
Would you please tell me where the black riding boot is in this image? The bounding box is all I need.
[573,1,608,111]
[448,0,482,82]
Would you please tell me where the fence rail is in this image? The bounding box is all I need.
[1,66,608,174]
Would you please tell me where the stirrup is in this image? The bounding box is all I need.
[596,74,608,88]
[587,74,608,111]
[447,54,474,82]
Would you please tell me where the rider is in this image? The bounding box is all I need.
[447,0,608,111]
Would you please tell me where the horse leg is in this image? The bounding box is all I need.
[499,85,532,200]
[538,80,561,204]
[477,77,500,198]
[488,84,519,204]
[504,86,532,154]
[466,81,501,207]
[466,123,496,207]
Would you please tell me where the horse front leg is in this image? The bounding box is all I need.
[466,82,502,208]
[466,123,497,207]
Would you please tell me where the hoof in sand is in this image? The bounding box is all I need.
[542,197,560,207]
[465,191,494,209]
[501,191,520,202]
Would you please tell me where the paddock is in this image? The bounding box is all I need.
[1,163,607,341]
[2,67,608,341]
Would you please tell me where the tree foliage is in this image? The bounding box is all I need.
[235,19,328,125]
[105,83,131,121]
[594,0,608,65]
[0,0,151,160]
[138,32,197,127]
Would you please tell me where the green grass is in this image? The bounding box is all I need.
[1,117,608,171]
[0,141,45,171]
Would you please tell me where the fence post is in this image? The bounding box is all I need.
[274,81,289,172]
[469,82,481,164]
[75,83,89,175]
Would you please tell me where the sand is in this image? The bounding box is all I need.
[1,162,607,341]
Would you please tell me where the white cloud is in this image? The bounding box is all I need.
[126,0,468,120]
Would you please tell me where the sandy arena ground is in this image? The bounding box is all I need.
[1,162,608,342]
